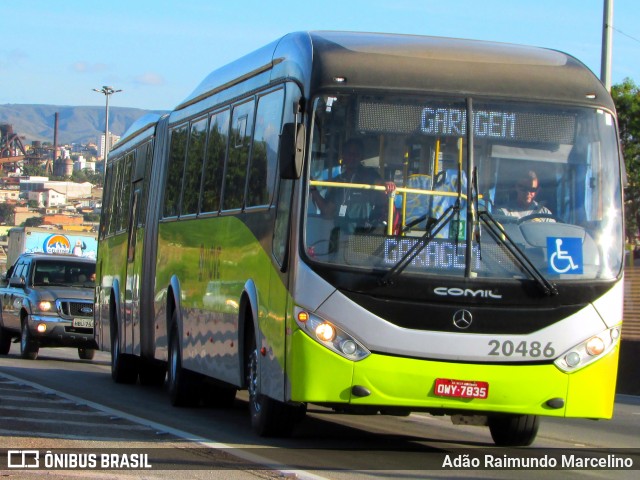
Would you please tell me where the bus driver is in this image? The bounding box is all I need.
[497,170,554,222]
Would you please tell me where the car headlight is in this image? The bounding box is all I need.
[554,326,621,372]
[36,301,53,312]
[295,307,370,361]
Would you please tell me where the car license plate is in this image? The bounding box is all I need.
[73,318,94,328]
[434,378,489,399]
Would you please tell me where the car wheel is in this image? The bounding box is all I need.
[0,325,12,355]
[20,320,39,360]
[78,348,96,360]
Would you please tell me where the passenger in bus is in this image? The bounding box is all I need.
[496,170,554,221]
[309,139,396,233]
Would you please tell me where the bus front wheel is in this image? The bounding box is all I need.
[488,414,539,446]
[246,333,301,437]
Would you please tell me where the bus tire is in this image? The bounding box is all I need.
[20,319,39,360]
[167,321,200,407]
[110,326,138,384]
[246,332,297,437]
[139,359,166,387]
[488,414,539,446]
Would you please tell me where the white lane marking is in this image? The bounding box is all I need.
[0,371,329,480]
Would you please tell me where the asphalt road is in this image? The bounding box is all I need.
[0,346,638,480]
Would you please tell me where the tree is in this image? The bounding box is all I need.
[611,78,640,243]
[23,217,44,227]
[21,163,48,177]
[0,203,14,225]
[71,168,103,188]
[83,212,100,223]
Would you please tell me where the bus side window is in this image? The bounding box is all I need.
[201,109,230,214]
[182,117,208,215]
[223,100,255,210]
[118,152,133,232]
[163,124,188,218]
[247,89,284,207]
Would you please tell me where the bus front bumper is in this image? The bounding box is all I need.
[288,330,618,419]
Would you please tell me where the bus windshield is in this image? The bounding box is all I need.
[304,93,623,282]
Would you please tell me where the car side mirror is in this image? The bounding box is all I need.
[9,276,26,288]
[279,122,305,180]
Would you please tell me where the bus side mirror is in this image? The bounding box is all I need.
[279,123,305,179]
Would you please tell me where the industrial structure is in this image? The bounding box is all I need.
[0,113,63,175]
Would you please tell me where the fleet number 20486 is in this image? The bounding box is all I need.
[488,340,555,358]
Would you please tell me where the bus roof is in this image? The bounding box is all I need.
[109,112,166,158]
[177,31,613,112]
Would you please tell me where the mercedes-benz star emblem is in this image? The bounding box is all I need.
[453,309,473,329]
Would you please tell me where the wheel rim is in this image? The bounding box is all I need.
[111,334,119,370]
[247,348,261,414]
[169,335,178,388]
[21,324,28,352]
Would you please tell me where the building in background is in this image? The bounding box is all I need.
[27,189,67,208]
[20,179,92,200]
[97,132,120,160]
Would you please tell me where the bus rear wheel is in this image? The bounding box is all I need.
[168,321,200,407]
[139,359,166,386]
[488,414,539,446]
[246,333,301,437]
[111,325,138,384]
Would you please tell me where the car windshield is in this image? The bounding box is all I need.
[303,93,623,282]
[32,260,96,287]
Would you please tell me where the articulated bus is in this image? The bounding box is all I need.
[95,31,624,446]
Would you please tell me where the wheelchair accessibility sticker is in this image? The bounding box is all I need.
[547,237,583,274]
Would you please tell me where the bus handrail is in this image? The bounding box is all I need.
[309,180,474,235]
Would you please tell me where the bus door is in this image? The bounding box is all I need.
[123,182,143,355]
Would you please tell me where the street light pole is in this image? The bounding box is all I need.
[601,0,614,91]
[92,86,122,166]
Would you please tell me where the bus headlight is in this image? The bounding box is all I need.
[554,326,621,372]
[315,322,336,342]
[295,308,370,361]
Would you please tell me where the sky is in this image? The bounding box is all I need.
[1,0,638,112]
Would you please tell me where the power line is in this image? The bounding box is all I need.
[612,26,640,45]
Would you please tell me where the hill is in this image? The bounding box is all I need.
[0,104,167,145]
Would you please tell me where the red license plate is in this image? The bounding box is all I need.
[434,378,489,399]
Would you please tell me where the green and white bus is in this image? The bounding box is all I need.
[95,31,624,446]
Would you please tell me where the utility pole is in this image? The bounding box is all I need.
[601,0,613,91]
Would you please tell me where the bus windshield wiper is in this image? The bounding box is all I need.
[379,202,459,286]
[479,210,558,296]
